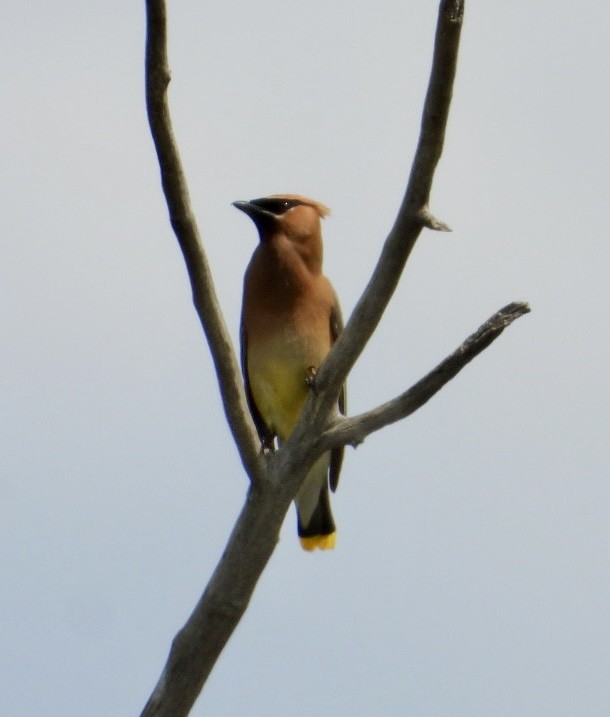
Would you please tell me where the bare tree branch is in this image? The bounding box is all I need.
[309,0,466,421]
[145,0,262,481]
[139,476,291,717]
[321,302,531,450]
[139,1,527,716]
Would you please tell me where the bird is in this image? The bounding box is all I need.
[234,194,346,551]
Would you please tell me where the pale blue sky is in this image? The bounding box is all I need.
[2,2,609,715]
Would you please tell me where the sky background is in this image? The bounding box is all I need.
[2,1,609,715]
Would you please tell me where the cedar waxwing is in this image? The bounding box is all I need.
[234,194,346,551]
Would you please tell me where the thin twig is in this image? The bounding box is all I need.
[321,302,530,449]
[145,0,262,480]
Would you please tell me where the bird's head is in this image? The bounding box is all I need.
[233,194,331,272]
[233,194,330,239]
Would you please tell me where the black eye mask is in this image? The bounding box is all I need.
[248,197,303,215]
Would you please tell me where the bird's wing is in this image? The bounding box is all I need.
[240,320,276,450]
[329,293,346,492]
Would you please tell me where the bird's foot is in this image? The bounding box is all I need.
[260,436,276,453]
[305,365,318,391]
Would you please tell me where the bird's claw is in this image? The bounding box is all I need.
[305,365,318,391]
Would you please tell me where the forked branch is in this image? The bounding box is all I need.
[140,2,528,716]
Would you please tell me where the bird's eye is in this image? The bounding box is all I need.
[249,197,302,216]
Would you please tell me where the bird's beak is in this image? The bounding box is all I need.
[232,200,267,218]
[232,200,276,230]
[232,200,253,213]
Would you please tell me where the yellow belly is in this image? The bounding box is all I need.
[249,357,308,441]
[248,329,329,442]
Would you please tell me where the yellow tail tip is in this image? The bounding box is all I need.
[299,533,336,551]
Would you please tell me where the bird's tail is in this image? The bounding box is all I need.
[297,485,336,551]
